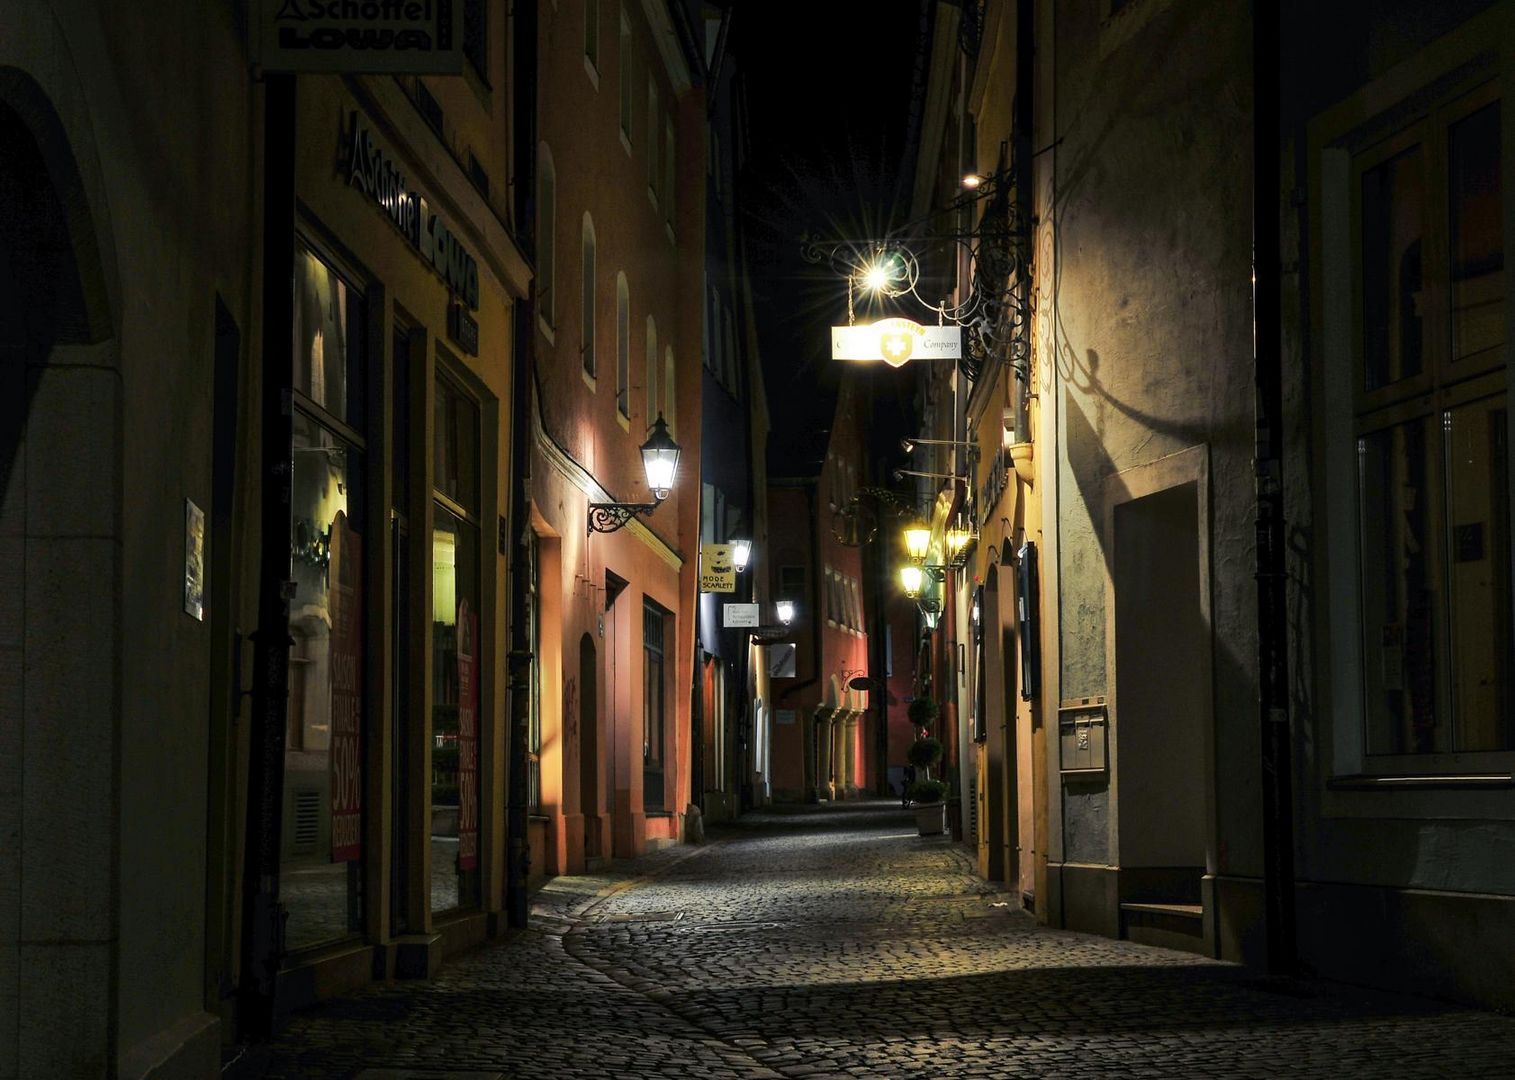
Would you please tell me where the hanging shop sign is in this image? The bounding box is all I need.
[329,512,364,863]
[343,111,481,310]
[723,602,760,628]
[456,599,479,871]
[253,0,464,74]
[699,543,736,593]
[831,319,961,366]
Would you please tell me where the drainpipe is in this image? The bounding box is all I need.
[1252,0,1296,976]
[504,0,539,930]
[240,70,296,1041]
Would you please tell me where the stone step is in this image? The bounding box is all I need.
[1120,901,1208,956]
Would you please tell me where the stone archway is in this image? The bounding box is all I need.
[0,66,119,1078]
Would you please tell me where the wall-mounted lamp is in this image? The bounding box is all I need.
[900,436,978,455]
[588,414,681,534]
[731,538,752,573]
[776,599,796,626]
[893,467,969,483]
[903,519,931,564]
[899,564,945,599]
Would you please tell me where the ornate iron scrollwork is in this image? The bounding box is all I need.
[587,501,660,535]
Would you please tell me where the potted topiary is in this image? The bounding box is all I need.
[906,727,946,835]
[906,695,938,733]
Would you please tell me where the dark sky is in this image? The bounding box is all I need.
[730,1,928,477]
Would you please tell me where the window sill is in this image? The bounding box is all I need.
[582,367,597,392]
[1328,773,1514,791]
[584,55,600,90]
[617,409,631,431]
[620,129,632,157]
[538,317,556,347]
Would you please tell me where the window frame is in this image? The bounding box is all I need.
[581,213,597,386]
[616,271,631,424]
[1311,39,1515,783]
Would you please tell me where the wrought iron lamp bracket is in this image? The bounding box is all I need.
[587,499,662,535]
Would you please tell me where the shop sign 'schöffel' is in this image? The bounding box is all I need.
[253,0,464,75]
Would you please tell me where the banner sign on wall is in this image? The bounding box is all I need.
[254,0,464,74]
[328,511,363,863]
[456,600,479,871]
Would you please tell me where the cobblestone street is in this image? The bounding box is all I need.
[229,800,1515,1079]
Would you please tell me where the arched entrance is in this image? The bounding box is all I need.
[0,68,118,1076]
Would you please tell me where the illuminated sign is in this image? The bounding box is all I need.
[831,319,961,366]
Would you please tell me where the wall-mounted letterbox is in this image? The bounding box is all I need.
[1058,697,1107,776]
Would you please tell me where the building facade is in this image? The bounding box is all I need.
[524,0,705,877]
[899,0,1515,1013]
[768,375,874,803]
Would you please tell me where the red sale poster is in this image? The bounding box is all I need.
[328,511,363,864]
[457,599,479,871]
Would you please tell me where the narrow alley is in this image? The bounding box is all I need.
[228,802,1515,1079]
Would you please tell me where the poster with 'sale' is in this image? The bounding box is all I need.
[329,512,363,863]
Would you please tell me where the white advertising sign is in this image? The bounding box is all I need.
[723,603,760,628]
[255,0,465,74]
[831,319,961,366]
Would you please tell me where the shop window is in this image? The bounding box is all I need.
[646,315,658,423]
[1348,85,1510,760]
[616,272,630,419]
[282,243,368,952]
[581,213,597,380]
[431,365,483,912]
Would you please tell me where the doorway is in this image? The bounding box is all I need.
[1109,457,1212,907]
[579,632,600,859]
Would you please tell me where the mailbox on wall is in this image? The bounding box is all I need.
[1058,697,1107,776]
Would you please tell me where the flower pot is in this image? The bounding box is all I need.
[913,801,946,836]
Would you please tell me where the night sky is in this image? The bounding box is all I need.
[732,1,927,477]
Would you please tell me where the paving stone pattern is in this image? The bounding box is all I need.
[230,800,1515,1078]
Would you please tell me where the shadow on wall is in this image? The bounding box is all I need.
[0,72,111,495]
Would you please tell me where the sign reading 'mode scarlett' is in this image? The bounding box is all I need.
[832,319,961,367]
[699,544,736,593]
[255,0,464,74]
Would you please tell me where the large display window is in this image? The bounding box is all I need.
[431,365,483,913]
[282,245,368,952]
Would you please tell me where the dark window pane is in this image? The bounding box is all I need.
[431,504,481,912]
[433,373,479,515]
[1450,101,1504,367]
[1445,396,1513,750]
[1361,145,1426,391]
[1359,417,1442,753]
[392,326,410,510]
[294,247,364,426]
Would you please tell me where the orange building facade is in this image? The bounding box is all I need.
[768,377,873,801]
[525,0,705,877]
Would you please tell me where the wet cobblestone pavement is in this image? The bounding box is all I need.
[229,800,1515,1078]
